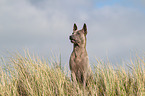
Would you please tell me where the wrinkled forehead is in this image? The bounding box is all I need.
[73,29,83,33]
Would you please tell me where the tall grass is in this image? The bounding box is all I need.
[0,51,144,96]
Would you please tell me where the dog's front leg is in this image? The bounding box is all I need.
[71,72,77,87]
[83,73,86,88]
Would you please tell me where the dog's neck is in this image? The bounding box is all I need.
[73,44,87,57]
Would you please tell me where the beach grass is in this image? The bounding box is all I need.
[0,51,144,96]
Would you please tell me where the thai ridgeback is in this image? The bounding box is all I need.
[69,23,91,88]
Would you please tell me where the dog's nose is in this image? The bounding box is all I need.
[69,35,73,40]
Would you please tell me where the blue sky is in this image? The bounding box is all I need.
[96,0,122,8]
[96,0,145,11]
[0,0,145,66]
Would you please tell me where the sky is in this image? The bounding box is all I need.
[0,0,145,66]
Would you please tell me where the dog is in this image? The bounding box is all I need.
[69,23,91,88]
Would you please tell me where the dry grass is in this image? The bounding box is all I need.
[0,51,144,96]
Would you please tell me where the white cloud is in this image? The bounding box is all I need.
[86,5,145,62]
[0,0,49,35]
[0,0,145,64]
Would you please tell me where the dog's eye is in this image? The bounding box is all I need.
[77,32,80,35]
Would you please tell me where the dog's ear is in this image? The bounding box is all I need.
[73,23,77,31]
[83,23,87,35]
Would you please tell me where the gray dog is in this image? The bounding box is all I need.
[69,23,91,88]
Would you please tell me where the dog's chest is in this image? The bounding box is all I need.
[70,52,88,71]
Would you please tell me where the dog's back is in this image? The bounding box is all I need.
[69,23,91,87]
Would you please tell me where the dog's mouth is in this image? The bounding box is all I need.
[70,39,75,43]
[69,35,80,46]
[70,39,80,46]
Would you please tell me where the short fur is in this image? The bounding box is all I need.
[69,23,91,87]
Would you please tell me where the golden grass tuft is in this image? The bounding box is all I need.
[0,51,144,96]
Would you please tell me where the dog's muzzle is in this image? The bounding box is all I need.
[69,35,76,43]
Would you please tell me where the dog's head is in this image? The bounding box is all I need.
[69,23,87,46]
